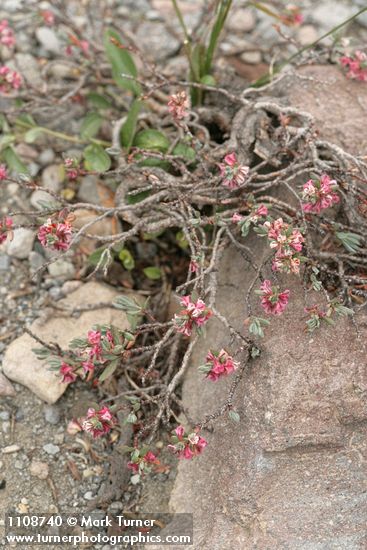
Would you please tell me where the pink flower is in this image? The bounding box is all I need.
[203,349,239,382]
[87,330,101,345]
[263,218,304,256]
[144,451,158,463]
[281,5,304,26]
[173,295,212,336]
[168,91,189,120]
[272,254,301,275]
[81,406,117,438]
[0,164,7,180]
[38,217,72,251]
[41,10,55,26]
[340,50,367,82]
[302,174,340,214]
[168,426,207,460]
[258,280,290,315]
[0,20,15,47]
[250,204,268,223]
[0,216,13,244]
[127,461,139,473]
[127,449,158,474]
[232,213,244,223]
[189,259,199,273]
[0,65,22,94]
[219,152,249,189]
[59,362,77,384]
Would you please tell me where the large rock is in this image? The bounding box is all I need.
[165,66,367,549]
[2,282,131,404]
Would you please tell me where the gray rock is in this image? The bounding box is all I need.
[14,53,43,89]
[6,229,35,259]
[312,2,356,29]
[0,411,10,421]
[2,282,134,403]
[0,255,10,271]
[35,27,61,54]
[48,286,64,301]
[240,50,262,64]
[48,259,76,280]
[135,22,180,61]
[84,491,94,500]
[28,251,45,273]
[43,443,60,455]
[227,7,256,32]
[61,280,82,295]
[77,175,100,204]
[44,405,61,425]
[41,164,64,192]
[30,189,54,210]
[38,149,56,166]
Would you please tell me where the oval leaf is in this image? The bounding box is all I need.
[143,266,161,280]
[80,112,103,140]
[83,143,111,172]
[103,29,141,95]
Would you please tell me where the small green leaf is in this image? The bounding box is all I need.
[99,359,119,382]
[133,129,169,153]
[143,266,162,280]
[103,29,141,95]
[200,74,216,86]
[126,412,138,424]
[0,134,15,151]
[2,147,29,175]
[172,142,196,163]
[229,410,240,423]
[24,127,44,144]
[83,144,111,172]
[80,112,103,140]
[118,248,135,270]
[88,246,107,266]
[120,99,142,151]
[86,92,112,109]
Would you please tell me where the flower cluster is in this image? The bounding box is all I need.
[340,50,367,82]
[256,280,290,315]
[173,295,212,336]
[0,217,13,245]
[280,5,304,26]
[199,349,239,382]
[261,218,304,274]
[64,157,85,180]
[302,174,340,214]
[168,91,189,120]
[38,216,72,251]
[40,10,55,26]
[57,325,131,384]
[0,20,15,47]
[219,152,249,189]
[0,65,22,94]
[168,426,207,460]
[127,449,159,475]
[65,36,90,57]
[81,406,117,438]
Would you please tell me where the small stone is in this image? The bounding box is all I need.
[240,51,262,65]
[44,405,61,425]
[48,287,64,301]
[6,229,35,259]
[28,251,45,273]
[0,412,10,421]
[297,25,318,46]
[2,444,21,454]
[43,443,60,455]
[14,460,23,470]
[49,63,80,80]
[30,460,49,480]
[41,164,64,192]
[61,280,82,295]
[84,491,94,501]
[30,189,54,210]
[0,255,10,271]
[48,259,76,280]
[135,22,180,61]
[14,53,43,88]
[77,175,101,204]
[36,27,61,54]
[38,149,55,166]
[227,8,256,32]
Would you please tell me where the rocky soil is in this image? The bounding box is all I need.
[0,1,367,550]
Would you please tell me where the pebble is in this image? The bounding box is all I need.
[14,460,23,470]
[227,8,256,33]
[30,460,49,480]
[35,27,61,54]
[0,411,10,421]
[43,443,60,455]
[77,175,101,204]
[48,286,64,301]
[135,22,180,61]
[38,149,56,166]
[28,251,45,273]
[14,53,43,89]
[41,164,64,192]
[30,189,54,210]
[297,25,319,46]
[240,51,262,64]
[6,229,35,259]
[48,259,76,280]
[44,405,61,425]
[61,280,82,295]
[84,491,94,500]
[0,373,15,398]
[2,444,21,454]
